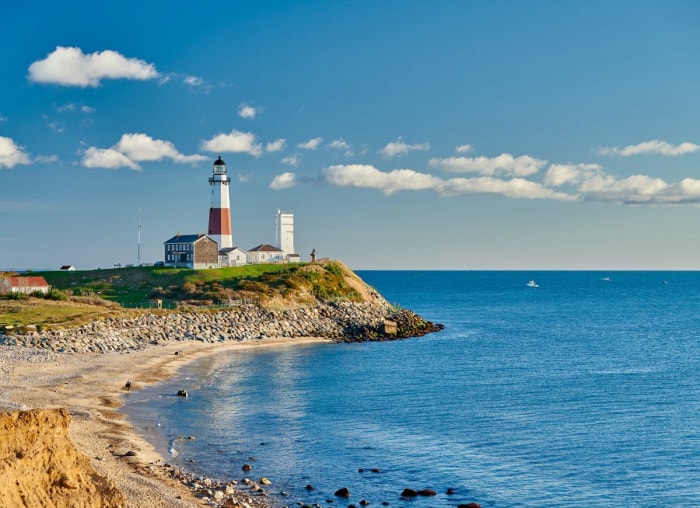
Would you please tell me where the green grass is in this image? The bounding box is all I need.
[36,262,361,308]
[0,297,131,330]
[1,261,367,329]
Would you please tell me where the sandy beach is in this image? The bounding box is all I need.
[0,336,330,507]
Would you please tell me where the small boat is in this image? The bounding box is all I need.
[601,277,612,282]
[526,280,539,288]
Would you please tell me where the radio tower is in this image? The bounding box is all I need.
[137,207,142,266]
[208,156,233,249]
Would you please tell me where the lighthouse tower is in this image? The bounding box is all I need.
[208,156,232,249]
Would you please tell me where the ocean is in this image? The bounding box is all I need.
[122,271,700,507]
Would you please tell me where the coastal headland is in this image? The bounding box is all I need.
[0,262,443,507]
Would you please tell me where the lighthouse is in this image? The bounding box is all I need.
[208,156,232,249]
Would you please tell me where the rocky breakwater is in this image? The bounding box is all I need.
[2,302,443,353]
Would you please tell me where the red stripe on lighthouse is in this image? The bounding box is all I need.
[208,208,232,235]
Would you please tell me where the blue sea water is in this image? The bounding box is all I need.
[122,271,700,507]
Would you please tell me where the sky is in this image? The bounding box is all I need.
[2,0,700,270]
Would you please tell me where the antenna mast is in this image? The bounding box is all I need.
[137,207,142,266]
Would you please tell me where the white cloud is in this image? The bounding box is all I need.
[201,130,263,157]
[238,103,257,119]
[57,103,94,114]
[270,172,297,190]
[48,122,64,133]
[35,154,59,164]
[82,133,207,169]
[380,138,430,158]
[281,153,301,166]
[323,164,442,195]
[322,163,575,201]
[578,174,673,203]
[544,163,700,205]
[28,46,159,87]
[429,153,547,177]
[163,73,210,90]
[0,137,31,169]
[455,144,473,154]
[82,147,140,170]
[328,138,353,156]
[183,75,203,87]
[298,137,323,150]
[266,139,286,153]
[115,133,208,164]
[544,163,603,187]
[437,177,576,201]
[597,139,700,157]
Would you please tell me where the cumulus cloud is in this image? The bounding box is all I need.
[545,163,700,205]
[281,153,301,166]
[270,172,297,190]
[328,138,353,156]
[0,136,31,169]
[183,75,203,87]
[455,144,473,153]
[266,139,286,153]
[238,103,257,119]
[311,145,700,205]
[437,177,575,200]
[172,74,210,91]
[115,133,208,164]
[201,130,263,157]
[597,139,700,157]
[28,46,159,87]
[575,173,676,204]
[82,133,207,169]
[429,153,547,177]
[323,164,443,195]
[544,163,603,187]
[379,138,430,158]
[82,147,140,170]
[322,163,574,200]
[298,137,323,150]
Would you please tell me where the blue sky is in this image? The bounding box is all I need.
[2,0,700,270]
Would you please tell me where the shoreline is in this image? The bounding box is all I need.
[0,336,330,507]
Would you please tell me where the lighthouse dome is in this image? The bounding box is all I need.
[214,156,226,166]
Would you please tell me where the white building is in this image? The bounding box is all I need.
[275,209,298,262]
[0,276,50,295]
[247,244,285,264]
[219,247,248,267]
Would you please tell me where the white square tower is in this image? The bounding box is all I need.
[275,209,295,257]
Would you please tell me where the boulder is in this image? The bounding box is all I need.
[335,487,351,498]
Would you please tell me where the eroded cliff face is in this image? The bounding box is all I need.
[0,408,125,508]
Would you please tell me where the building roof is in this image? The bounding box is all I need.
[164,234,213,244]
[220,246,247,254]
[248,244,283,252]
[6,276,50,288]
[60,265,75,270]
[214,156,226,166]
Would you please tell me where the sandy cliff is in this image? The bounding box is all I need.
[0,408,125,508]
